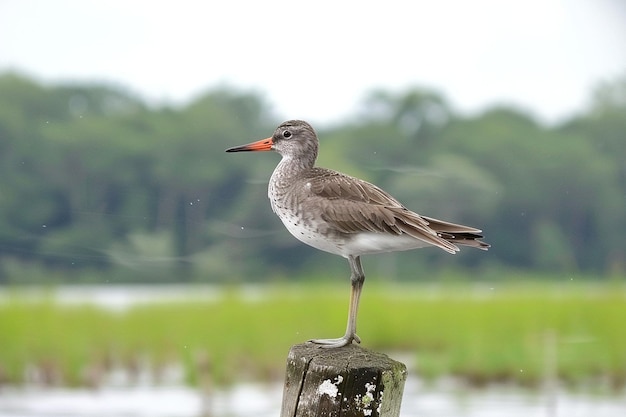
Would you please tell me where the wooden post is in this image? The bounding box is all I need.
[280,343,407,417]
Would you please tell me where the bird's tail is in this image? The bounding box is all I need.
[422,216,490,251]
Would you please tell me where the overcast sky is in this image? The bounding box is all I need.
[1,0,625,126]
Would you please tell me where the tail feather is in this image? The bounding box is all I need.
[422,215,490,251]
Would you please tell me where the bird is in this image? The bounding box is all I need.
[226,120,489,348]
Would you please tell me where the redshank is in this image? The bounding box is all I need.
[226,120,489,348]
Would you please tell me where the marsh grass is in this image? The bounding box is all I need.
[0,280,624,388]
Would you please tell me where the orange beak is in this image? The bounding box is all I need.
[225,137,273,153]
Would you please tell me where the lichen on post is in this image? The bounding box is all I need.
[280,343,407,417]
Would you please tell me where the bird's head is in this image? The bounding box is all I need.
[226,120,319,166]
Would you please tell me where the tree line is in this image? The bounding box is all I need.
[0,72,624,283]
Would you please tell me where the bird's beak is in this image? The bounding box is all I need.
[225,137,273,152]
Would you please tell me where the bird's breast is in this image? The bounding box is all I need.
[267,179,348,256]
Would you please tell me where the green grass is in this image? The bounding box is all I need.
[0,280,624,388]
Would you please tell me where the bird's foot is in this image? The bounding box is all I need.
[308,333,361,349]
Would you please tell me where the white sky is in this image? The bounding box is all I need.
[1,0,625,126]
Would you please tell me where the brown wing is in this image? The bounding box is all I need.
[305,169,462,253]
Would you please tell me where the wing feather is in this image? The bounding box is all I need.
[307,169,461,253]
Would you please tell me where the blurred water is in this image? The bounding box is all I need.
[1,377,624,417]
[0,284,226,311]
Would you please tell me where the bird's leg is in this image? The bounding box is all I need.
[344,255,364,344]
[310,255,365,348]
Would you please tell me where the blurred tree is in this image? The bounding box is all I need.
[559,74,626,271]
[0,72,624,282]
[360,88,451,146]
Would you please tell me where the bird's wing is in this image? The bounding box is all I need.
[306,170,460,253]
[307,169,406,206]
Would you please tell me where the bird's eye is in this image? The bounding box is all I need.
[282,130,292,139]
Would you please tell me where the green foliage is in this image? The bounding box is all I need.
[0,281,624,388]
[0,72,625,283]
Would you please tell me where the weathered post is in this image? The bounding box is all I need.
[280,343,407,417]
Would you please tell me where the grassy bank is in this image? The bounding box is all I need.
[0,280,624,388]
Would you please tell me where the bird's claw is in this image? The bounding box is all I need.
[308,333,361,348]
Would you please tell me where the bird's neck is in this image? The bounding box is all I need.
[271,155,313,183]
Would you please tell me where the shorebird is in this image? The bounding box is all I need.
[226,120,489,348]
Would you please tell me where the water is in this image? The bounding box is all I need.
[0,284,226,311]
[1,378,624,417]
